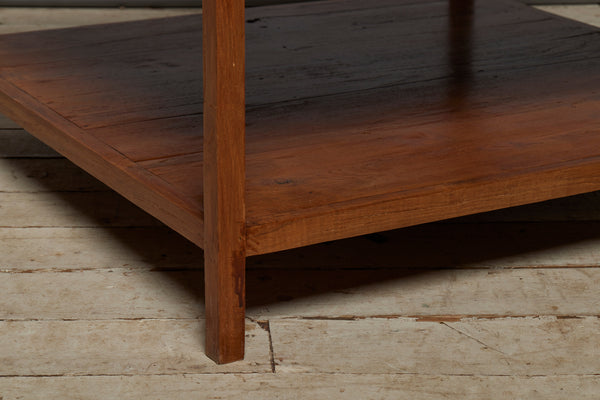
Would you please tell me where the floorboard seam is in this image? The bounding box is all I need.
[250,317,276,373]
[3,372,600,378]
[283,314,598,321]
[0,317,201,322]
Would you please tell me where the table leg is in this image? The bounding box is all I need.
[203,0,247,364]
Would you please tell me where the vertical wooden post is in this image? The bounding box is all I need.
[449,0,474,71]
[447,0,474,108]
[203,0,246,364]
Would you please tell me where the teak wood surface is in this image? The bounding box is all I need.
[203,0,247,364]
[0,0,599,363]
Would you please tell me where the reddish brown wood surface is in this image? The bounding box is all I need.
[202,0,247,364]
[0,17,206,246]
[0,0,599,258]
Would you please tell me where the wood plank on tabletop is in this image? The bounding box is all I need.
[9,0,566,138]
[89,0,596,163]
[1,374,600,400]
[0,35,206,248]
[241,0,591,106]
[0,320,271,376]
[137,1,600,255]
[270,317,600,375]
[245,161,600,255]
[0,1,591,126]
[90,115,203,163]
[2,0,600,259]
[0,18,203,131]
[0,15,201,68]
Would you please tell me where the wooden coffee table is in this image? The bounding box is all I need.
[1,0,599,363]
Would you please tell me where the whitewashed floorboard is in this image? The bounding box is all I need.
[4,222,600,271]
[0,192,162,227]
[0,158,106,192]
[0,227,200,271]
[4,268,600,320]
[0,320,271,375]
[247,267,600,319]
[0,270,204,320]
[270,317,600,375]
[1,374,600,400]
[0,7,200,34]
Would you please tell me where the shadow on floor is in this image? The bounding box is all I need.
[4,130,600,313]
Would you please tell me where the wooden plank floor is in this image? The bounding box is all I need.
[1,5,600,399]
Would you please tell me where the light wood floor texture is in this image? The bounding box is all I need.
[1,5,600,399]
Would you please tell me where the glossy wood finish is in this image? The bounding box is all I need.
[0,17,206,245]
[203,0,247,364]
[0,0,600,363]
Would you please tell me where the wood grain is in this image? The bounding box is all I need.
[270,317,600,374]
[1,0,600,257]
[0,227,202,271]
[4,220,600,271]
[246,267,600,319]
[2,374,600,399]
[2,267,600,320]
[0,320,271,375]
[202,0,247,364]
[2,3,600,396]
[0,77,205,245]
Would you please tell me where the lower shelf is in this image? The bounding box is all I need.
[1,0,599,255]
